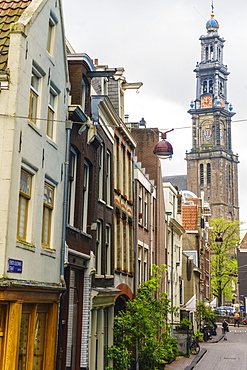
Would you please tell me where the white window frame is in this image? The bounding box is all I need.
[17,168,32,241]
[138,247,142,285]
[144,191,148,227]
[46,84,58,140]
[47,13,58,55]
[29,66,43,125]
[138,185,142,224]
[105,224,111,276]
[96,221,102,275]
[98,144,104,201]
[42,181,55,248]
[143,248,148,282]
[67,148,77,226]
[106,151,111,205]
[82,161,90,233]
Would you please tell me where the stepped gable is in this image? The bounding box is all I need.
[0,0,32,71]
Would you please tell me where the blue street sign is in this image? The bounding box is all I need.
[8,259,23,273]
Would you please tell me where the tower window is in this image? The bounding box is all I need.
[210,45,214,59]
[209,80,213,94]
[205,47,209,61]
[203,81,207,93]
[200,164,204,186]
[207,163,211,185]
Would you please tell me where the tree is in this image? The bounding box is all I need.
[209,218,240,307]
[195,301,215,329]
[106,265,178,370]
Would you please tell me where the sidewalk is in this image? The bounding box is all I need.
[165,325,223,369]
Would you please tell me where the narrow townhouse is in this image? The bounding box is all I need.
[134,159,156,291]
[0,0,69,368]
[181,190,211,322]
[163,182,184,325]
[61,50,119,370]
[130,125,168,293]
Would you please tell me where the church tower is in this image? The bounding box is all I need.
[186,6,239,221]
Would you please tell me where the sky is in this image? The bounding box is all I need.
[62,0,247,236]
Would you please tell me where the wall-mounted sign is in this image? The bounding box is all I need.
[8,259,23,273]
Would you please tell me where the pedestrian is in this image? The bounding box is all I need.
[234,311,240,327]
[222,319,229,340]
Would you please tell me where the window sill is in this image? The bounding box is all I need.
[67,224,92,239]
[105,274,114,279]
[98,198,106,205]
[46,137,58,150]
[106,204,113,210]
[41,247,56,258]
[16,240,36,252]
[28,120,42,136]
[47,53,55,66]
[95,274,104,279]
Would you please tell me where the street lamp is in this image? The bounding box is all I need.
[215,233,223,243]
[153,129,174,159]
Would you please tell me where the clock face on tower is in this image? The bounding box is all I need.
[201,95,212,108]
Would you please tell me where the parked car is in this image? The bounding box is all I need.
[214,306,235,316]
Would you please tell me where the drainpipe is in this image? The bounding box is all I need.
[61,120,72,283]
[132,153,139,370]
[56,120,72,369]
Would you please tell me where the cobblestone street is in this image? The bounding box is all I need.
[165,325,247,370]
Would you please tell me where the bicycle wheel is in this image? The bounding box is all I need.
[191,343,200,355]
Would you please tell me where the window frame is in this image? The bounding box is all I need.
[29,66,43,125]
[42,182,55,248]
[96,220,103,275]
[17,169,32,241]
[105,224,112,276]
[82,160,90,233]
[67,148,77,226]
[98,144,104,201]
[47,13,58,55]
[106,150,111,205]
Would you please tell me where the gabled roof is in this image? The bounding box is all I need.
[0,0,32,71]
[182,205,198,230]
[239,233,247,250]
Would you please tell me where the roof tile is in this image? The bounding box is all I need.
[0,0,32,71]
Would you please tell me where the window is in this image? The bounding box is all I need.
[106,151,111,205]
[209,79,213,94]
[203,81,207,94]
[67,148,77,226]
[17,169,32,240]
[47,13,57,55]
[98,144,104,200]
[138,247,142,285]
[46,87,57,139]
[29,68,42,124]
[207,163,211,185]
[105,225,111,275]
[144,191,148,227]
[42,182,54,248]
[138,185,142,223]
[82,161,90,233]
[200,163,204,186]
[96,221,102,275]
[184,251,198,267]
[144,249,148,281]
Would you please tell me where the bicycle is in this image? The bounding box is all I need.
[190,336,200,355]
